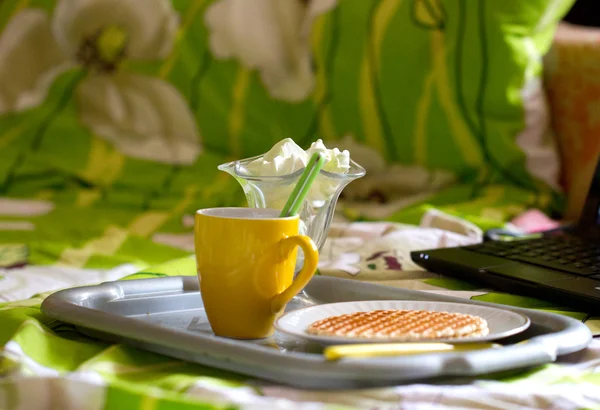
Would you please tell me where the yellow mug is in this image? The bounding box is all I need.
[194,208,319,339]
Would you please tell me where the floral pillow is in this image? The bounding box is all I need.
[0,0,574,213]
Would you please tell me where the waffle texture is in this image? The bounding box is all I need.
[307,309,489,340]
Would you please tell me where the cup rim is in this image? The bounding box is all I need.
[196,207,298,221]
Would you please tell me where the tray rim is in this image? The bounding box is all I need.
[40,275,593,389]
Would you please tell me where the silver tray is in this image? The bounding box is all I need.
[41,276,592,389]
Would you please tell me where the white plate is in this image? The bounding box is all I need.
[275,300,531,345]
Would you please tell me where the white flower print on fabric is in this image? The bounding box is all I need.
[338,135,457,202]
[205,0,338,102]
[0,0,201,165]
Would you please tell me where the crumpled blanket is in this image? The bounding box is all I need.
[2,208,600,410]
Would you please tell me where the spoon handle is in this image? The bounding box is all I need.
[324,342,500,360]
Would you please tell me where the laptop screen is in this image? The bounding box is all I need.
[578,152,600,233]
[596,165,600,224]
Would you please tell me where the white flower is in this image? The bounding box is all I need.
[76,72,199,164]
[338,136,456,201]
[0,0,201,165]
[0,10,70,113]
[52,0,178,61]
[205,0,338,102]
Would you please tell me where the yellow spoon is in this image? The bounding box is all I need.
[323,342,501,361]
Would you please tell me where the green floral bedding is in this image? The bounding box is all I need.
[2,252,600,410]
[1,0,592,409]
[0,0,573,245]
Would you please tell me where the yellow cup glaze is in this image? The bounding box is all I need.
[195,208,319,339]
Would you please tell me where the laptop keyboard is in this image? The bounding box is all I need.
[464,236,600,278]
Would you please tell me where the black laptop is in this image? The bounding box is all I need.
[411,154,600,311]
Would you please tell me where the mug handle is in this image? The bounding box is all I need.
[270,235,319,314]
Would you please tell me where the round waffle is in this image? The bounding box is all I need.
[306,309,489,341]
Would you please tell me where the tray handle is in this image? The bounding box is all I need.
[447,340,556,375]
